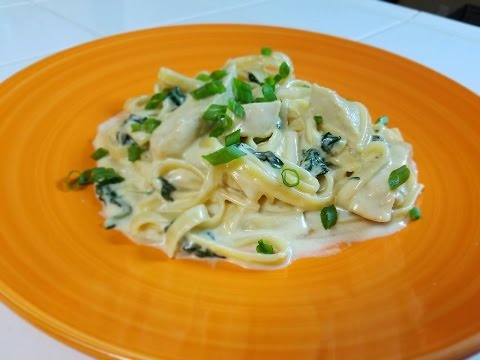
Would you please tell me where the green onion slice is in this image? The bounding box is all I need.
[409,207,422,221]
[261,47,272,56]
[227,98,246,118]
[90,147,109,160]
[273,61,290,83]
[314,115,323,126]
[225,129,241,146]
[279,61,290,78]
[130,123,142,132]
[321,204,338,230]
[262,84,277,101]
[202,145,246,165]
[203,104,228,121]
[388,165,410,190]
[130,117,160,133]
[264,77,275,87]
[376,115,389,125]
[209,113,233,138]
[143,118,161,133]
[281,168,300,187]
[196,73,210,81]
[145,91,168,110]
[128,143,142,162]
[232,78,254,104]
[73,167,124,187]
[64,170,81,190]
[210,69,227,81]
[191,80,226,100]
[256,239,275,254]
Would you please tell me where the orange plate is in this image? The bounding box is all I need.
[0,25,479,359]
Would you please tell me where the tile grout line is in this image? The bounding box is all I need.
[0,0,272,69]
[355,11,421,41]
[0,0,30,9]
[29,0,273,40]
[32,2,105,37]
[167,0,273,24]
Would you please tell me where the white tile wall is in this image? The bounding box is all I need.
[0,3,97,65]
[171,0,419,40]
[36,0,269,35]
[362,12,480,93]
[0,0,29,7]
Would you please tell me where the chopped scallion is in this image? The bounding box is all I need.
[202,145,246,165]
[143,118,161,133]
[128,143,142,162]
[225,129,241,146]
[70,167,124,188]
[279,61,290,78]
[281,168,300,187]
[145,91,168,110]
[256,239,275,254]
[64,170,81,190]
[261,47,272,56]
[130,117,160,133]
[321,205,338,230]
[273,61,290,83]
[196,73,211,81]
[210,69,227,81]
[388,165,410,190]
[227,99,246,118]
[314,115,323,126]
[264,77,275,87]
[209,113,233,137]
[203,104,228,121]
[232,78,254,104]
[409,207,422,220]
[191,80,226,100]
[90,147,109,160]
[130,123,142,132]
[262,84,277,101]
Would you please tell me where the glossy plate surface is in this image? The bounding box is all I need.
[0,25,479,359]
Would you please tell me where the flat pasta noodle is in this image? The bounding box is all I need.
[90,50,423,269]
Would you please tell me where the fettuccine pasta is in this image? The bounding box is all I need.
[83,49,422,269]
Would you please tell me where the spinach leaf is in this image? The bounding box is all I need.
[252,150,283,169]
[116,131,134,145]
[321,132,341,154]
[96,184,132,228]
[159,176,176,202]
[248,72,261,84]
[300,149,329,176]
[168,86,186,106]
[182,241,226,258]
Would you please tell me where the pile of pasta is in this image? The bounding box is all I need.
[91,50,422,268]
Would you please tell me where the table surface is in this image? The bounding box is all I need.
[1,0,479,358]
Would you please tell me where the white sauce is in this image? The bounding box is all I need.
[90,51,422,270]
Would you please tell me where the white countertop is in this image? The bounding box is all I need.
[1,0,479,358]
